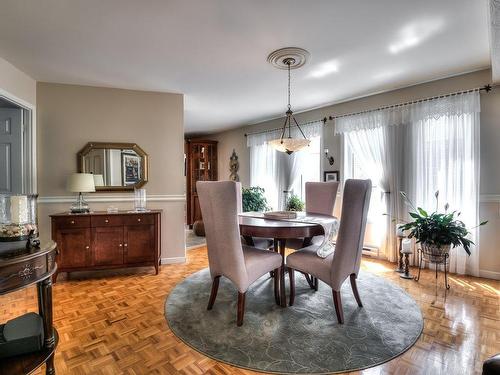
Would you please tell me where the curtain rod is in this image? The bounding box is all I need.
[326,84,493,121]
[244,84,494,137]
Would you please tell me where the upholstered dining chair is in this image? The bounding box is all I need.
[286,179,371,324]
[197,181,282,326]
[286,181,339,250]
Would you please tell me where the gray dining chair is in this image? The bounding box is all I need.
[286,181,339,289]
[286,179,371,324]
[286,181,339,250]
[197,181,282,326]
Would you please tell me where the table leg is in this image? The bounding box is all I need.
[275,239,287,307]
[37,278,55,348]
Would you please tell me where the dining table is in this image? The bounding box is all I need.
[238,211,338,307]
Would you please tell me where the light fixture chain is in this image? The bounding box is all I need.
[287,61,291,110]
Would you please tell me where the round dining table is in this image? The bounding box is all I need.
[238,212,329,307]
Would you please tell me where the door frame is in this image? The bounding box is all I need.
[0,87,36,194]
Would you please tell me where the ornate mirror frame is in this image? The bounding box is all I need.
[77,142,149,192]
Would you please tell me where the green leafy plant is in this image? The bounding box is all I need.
[399,191,487,256]
[286,194,305,212]
[242,187,270,212]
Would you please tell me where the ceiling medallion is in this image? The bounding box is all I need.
[267,48,311,155]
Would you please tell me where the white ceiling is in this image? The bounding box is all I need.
[0,0,491,134]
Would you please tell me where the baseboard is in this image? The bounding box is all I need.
[161,256,186,265]
[479,269,500,280]
[38,194,186,204]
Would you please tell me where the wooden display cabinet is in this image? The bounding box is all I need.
[185,139,218,227]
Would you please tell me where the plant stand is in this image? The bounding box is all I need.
[415,247,450,289]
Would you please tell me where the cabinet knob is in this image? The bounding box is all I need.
[70,220,75,224]
[85,245,89,249]
[124,243,128,247]
[137,218,141,222]
[105,219,109,223]
[119,244,123,247]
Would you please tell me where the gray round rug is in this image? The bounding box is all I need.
[165,268,423,374]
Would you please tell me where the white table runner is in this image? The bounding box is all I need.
[239,212,339,258]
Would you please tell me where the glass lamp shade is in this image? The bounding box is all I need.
[269,138,310,154]
[67,173,96,193]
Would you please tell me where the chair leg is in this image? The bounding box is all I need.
[332,290,344,324]
[289,268,295,306]
[314,277,319,291]
[237,292,246,326]
[349,273,363,307]
[274,267,280,305]
[207,276,220,310]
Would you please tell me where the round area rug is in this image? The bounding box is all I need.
[165,268,423,374]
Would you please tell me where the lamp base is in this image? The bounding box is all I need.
[70,193,90,213]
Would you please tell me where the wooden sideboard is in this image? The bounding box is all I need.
[50,210,161,281]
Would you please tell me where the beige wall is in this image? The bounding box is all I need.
[0,57,36,106]
[36,83,186,262]
[212,69,500,278]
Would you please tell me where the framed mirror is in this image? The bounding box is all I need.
[77,142,149,191]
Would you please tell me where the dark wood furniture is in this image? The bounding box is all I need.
[50,211,161,281]
[185,139,218,228]
[0,241,58,375]
[239,213,328,307]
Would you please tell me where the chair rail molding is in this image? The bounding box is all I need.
[38,194,186,204]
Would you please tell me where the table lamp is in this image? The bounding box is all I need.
[67,173,95,213]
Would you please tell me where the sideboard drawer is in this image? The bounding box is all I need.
[91,215,123,227]
[53,216,91,229]
[123,214,155,226]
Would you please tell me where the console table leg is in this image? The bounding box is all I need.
[38,277,55,348]
[46,353,55,374]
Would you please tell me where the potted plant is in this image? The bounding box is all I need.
[242,187,270,212]
[286,194,304,212]
[399,191,487,263]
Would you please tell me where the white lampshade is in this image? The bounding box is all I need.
[93,174,104,187]
[269,138,310,154]
[67,173,96,193]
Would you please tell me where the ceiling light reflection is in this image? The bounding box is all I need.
[389,19,444,54]
[309,60,339,78]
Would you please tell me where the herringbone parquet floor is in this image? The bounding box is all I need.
[1,247,498,375]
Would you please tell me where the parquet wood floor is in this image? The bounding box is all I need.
[1,247,498,375]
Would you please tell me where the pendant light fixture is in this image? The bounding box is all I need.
[267,47,310,155]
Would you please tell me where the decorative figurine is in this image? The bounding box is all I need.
[229,149,240,182]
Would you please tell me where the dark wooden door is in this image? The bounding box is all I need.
[124,225,155,264]
[55,228,91,269]
[91,227,124,266]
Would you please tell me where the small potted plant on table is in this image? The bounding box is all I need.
[399,191,487,289]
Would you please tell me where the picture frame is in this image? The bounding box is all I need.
[323,170,339,182]
[122,152,141,185]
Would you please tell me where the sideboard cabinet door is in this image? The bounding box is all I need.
[124,225,155,264]
[56,228,91,269]
[91,227,124,266]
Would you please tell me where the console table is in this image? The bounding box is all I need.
[0,241,58,375]
[50,210,161,281]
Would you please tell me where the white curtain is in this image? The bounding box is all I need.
[405,93,481,275]
[336,91,481,275]
[249,143,287,210]
[248,121,323,210]
[339,113,402,261]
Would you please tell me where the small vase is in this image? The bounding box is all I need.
[134,189,147,212]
